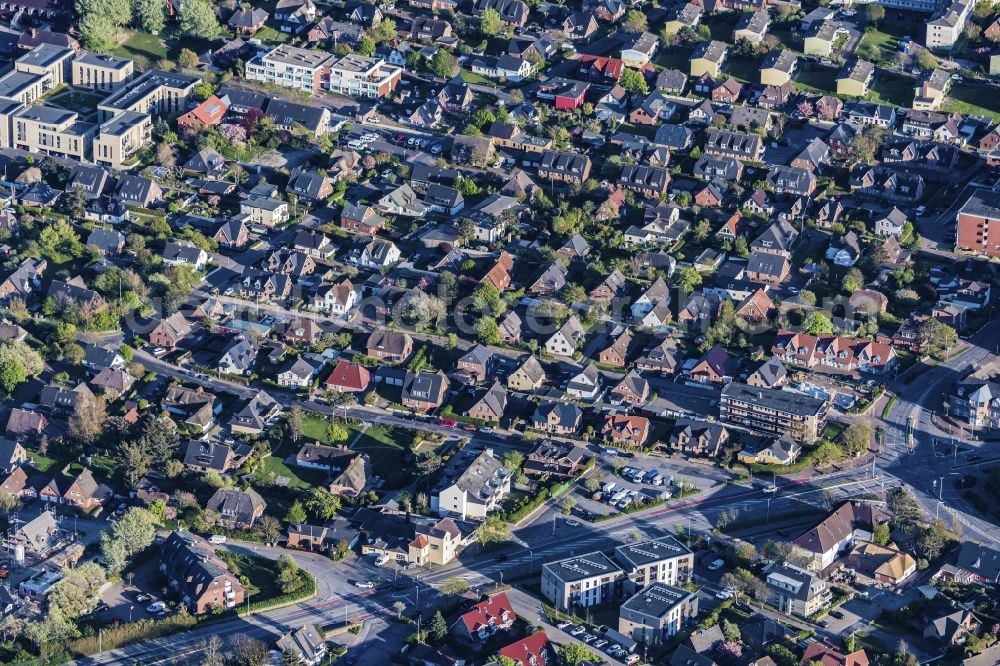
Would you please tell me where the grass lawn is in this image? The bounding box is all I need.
[655,47,694,71]
[301,414,333,443]
[459,68,496,86]
[866,71,914,107]
[258,453,328,490]
[351,426,414,490]
[701,13,738,42]
[855,29,898,64]
[252,27,290,43]
[216,551,282,600]
[28,451,60,473]
[769,24,800,53]
[50,90,106,111]
[942,82,1000,120]
[725,56,763,84]
[113,31,167,61]
[794,66,838,95]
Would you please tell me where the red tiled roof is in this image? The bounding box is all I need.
[325,360,371,391]
[179,96,228,127]
[460,592,515,634]
[499,631,554,666]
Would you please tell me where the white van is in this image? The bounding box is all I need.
[209,535,226,544]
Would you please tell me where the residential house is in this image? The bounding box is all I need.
[207,488,266,528]
[669,418,730,457]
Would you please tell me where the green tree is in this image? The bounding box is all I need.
[428,610,448,641]
[178,48,200,69]
[49,563,106,621]
[179,0,220,37]
[619,68,648,94]
[476,515,510,544]
[476,317,501,345]
[802,311,834,335]
[326,422,350,443]
[887,487,922,527]
[77,12,117,51]
[917,48,938,70]
[430,49,458,77]
[559,643,598,666]
[919,318,957,358]
[285,501,307,524]
[133,0,165,32]
[872,521,891,546]
[865,3,885,24]
[501,450,524,471]
[842,423,872,457]
[561,495,577,515]
[101,507,156,574]
[305,488,341,520]
[358,34,376,56]
[676,266,702,293]
[623,9,647,32]
[276,554,305,593]
[439,576,471,597]
[481,7,501,35]
[371,18,397,43]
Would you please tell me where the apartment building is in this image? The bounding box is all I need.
[14,43,73,89]
[159,531,245,614]
[766,564,830,617]
[956,189,1000,257]
[246,44,335,94]
[98,69,200,121]
[926,0,972,49]
[72,52,134,91]
[913,68,951,110]
[760,48,797,86]
[614,537,694,594]
[837,59,875,97]
[327,54,403,99]
[541,552,624,611]
[92,111,152,168]
[8,104,94,161]
[619,584,699,645]
[430,448,511,520]
[0,44,74,104]
[720,382,828,443]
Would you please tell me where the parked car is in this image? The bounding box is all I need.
[829,610,845,619]
[209,535,226,544]
[146,601,166,613]
[707,559,725,570]
[354,580,375,589]
[570,626,586,636]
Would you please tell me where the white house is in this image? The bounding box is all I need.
[544,316,585,357]
[313,279,357,315]
[631,277,669,320]
[162,240,208,271]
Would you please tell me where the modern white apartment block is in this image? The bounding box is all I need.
[614,537,695,594]
[245,44,335,94]
[541,552,625,611]
[327,54,403,99]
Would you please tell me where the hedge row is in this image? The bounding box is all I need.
[238,571,317,616]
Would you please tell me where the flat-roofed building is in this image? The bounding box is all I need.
[0,71,46,104]
[614,537,694,594]
[93,111,152,168]
[9,104,94,160]
[245,44,335,93]
[15,43,73,87]
[72,52,134,91]
[98,69,200,121]
[720,382,827,443]
[618,584,699,645]
[327,54,403,99]
[541,552,624,611]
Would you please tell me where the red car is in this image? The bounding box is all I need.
[394,134,406,143]
[438,418,457,427]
